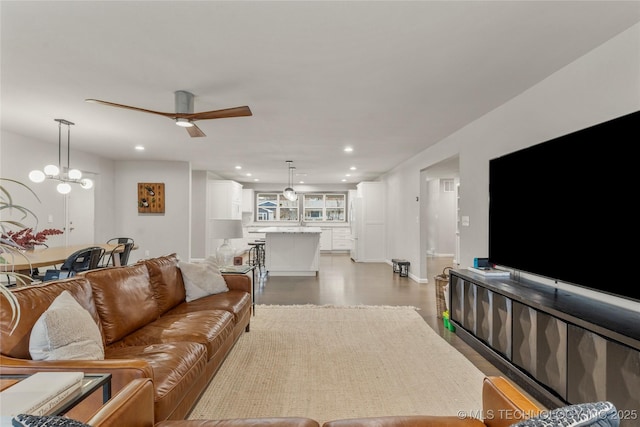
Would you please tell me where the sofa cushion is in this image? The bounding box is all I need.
[0,277,101,359]
[509,401,619,427]
[118,310,235,360]
[84,263,159,345]
[29,290,104,361]
[166,290,251,324]
[144,253,187,315]
[105,341,208,422]
[179,258,229,302]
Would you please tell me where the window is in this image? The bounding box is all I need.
[303,193,346,222]
[256,193,298,222]
[255,192,346,222]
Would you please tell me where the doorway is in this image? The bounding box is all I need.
[64,189,95,245]
[419,156,459,280]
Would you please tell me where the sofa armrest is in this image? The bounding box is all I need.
[87,378,155,427]
[482,376,543,427]
[0,355,154,393]
[222,274,251,293]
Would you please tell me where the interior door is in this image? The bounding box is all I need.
[64,189,95,245]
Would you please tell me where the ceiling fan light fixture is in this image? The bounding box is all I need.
[175,118,194,128]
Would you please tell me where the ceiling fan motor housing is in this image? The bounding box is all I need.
[175,90,195,114]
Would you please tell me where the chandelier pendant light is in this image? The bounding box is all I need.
[29,119,93,194]
[283,160,297,202]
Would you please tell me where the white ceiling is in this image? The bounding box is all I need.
[2,1,639,185]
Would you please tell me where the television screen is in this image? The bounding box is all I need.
[489,110,639,302]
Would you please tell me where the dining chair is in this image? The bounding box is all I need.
[106,237,135,266]
[43,246,105,281]
[98,242,133,268]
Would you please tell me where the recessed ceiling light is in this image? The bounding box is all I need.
[299,181,304,184]
[246,173,252,177]
[235,165,242,170]
[345,174,351,177]
[254,178,259,182]
[350,166,356,170]
[344,147,353,152]
[135,145,145,151]
[341,178,347,182]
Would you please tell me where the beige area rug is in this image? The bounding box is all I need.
[189,305,486,424]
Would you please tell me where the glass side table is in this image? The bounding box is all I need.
[220,264,256,316]
[0,373,112,416]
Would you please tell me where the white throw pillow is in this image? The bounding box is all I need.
[179,258,229,302]
[30,290,104,361]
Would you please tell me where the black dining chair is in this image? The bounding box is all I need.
[43,246,105,281]
[105,237,135,266]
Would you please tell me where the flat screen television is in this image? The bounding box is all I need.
[489,110,639,302]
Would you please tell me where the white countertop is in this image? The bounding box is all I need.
[258,226,322,233]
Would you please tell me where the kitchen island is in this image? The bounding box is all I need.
[258,227,322,276]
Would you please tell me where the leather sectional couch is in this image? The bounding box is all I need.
[0,253,252,423]
[86,376,543,427]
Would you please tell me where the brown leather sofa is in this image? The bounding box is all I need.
[86,376,541,427]
[0,253,252,423]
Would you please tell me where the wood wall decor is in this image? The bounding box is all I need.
[138,183,165,213]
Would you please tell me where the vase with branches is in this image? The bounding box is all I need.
[1,177,45,333]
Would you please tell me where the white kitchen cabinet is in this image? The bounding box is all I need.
[242,188,254,213]
[205,177,243,257]
[319,228,333,251]
[207,178,242,219]
[331,227,351,252]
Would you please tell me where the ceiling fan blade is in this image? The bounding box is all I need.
[85,99,175,118]
[181,106,252,121]
[186,123,206,138]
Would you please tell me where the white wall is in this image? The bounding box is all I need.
[1,132,193,265]
[191,170,207,259]
[1,130,116,245]
[382,23,640,309]
[114,160,191,263]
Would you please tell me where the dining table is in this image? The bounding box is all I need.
[0,243,136,273]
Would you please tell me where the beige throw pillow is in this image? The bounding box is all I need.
[179,257,229,302]
[29,290,104,361]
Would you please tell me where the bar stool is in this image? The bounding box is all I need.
[391,258,404,273]
[398,261,410,277]
[248,241,266,269]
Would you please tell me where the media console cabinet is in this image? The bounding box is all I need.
[449,269,640,426]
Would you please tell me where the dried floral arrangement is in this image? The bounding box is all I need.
[2,228,63,249]
[1,177,43,333]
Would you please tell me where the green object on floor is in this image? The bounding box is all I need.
[442,310,455,332]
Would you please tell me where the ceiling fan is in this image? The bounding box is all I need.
[85,90,252,137]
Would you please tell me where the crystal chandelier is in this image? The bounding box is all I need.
[29,119,93,194]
